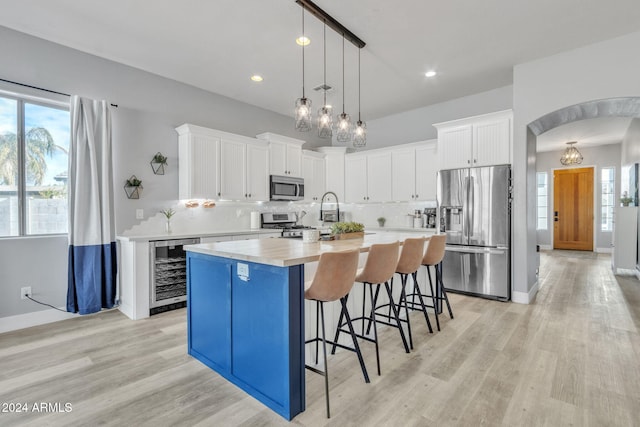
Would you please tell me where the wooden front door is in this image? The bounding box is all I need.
[553,167,594,251]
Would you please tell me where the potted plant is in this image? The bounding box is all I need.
[377,217,386,227]
[150,152,168,175]
[161,208,175,233]
[620,192,633,207]
[124,175,143,199]
[330,221,365,240]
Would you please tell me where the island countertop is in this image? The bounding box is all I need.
[184,231,434,267]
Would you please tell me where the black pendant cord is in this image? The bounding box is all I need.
[301,4,306,99]
[358,48,361,122]
[341,35,345,114]
[0,77,118,107]
[322,22,327,107]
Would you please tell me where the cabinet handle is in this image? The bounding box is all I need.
[218,192,221,196]
[474,159,477,163]
[467,160,471,164]
[415,194,419,198]
[249,193,252,197]
[244,193,247,198]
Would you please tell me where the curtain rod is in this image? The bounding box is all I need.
[0,78,118,108]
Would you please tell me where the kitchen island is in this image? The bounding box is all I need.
[184,232,433,420]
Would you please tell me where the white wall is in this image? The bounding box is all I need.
[536,143,621,250]
[513,30,640,301]
[363,86,513,149]
[0,26,327,320]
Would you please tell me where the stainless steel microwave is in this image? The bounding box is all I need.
[270,175,304,201]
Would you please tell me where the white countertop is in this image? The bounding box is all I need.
[116,228,280,242]
[185,231,436,267]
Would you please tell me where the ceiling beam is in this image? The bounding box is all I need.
[295,0,366,49]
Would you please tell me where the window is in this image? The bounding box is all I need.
[601,167,615,232]
[536,172,548,230]
[0,94,69,237]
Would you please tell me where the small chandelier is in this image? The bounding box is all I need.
[560,141,583,165]
[317,23,333,138]
[294,4,312,132]
[336,35,352,143]
[352,48,366,148]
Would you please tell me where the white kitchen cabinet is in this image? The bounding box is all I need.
[345,151,392,202]
[391,142,438,202]
[435,110,512,170]
[301,150,326,201]
[245,144,269,201]
[176,124,220,200]
[415,143,438,201]
[317,147,346,202]
[219,139,246,200]
[256,132,305,177]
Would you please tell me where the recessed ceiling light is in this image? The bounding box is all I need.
[425,70,437,78]
[250,75,263,82]
[296,36,310,46]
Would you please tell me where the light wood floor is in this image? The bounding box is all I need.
[1,251,639,426]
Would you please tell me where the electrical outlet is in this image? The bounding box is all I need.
[21,286,32,300]
[136,209,144,219]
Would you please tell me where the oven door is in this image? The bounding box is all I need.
[270,175,304,201]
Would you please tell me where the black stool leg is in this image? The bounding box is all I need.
[330,293,349,355]
[315,301,320,364]
[340,297,370,383]
[411,271,433,333]
[369,283,381,375]
[319,301,330,418]
[438,262,454,319]
[399,273,413,350]
[427,266,441,331]
[384,280,410,353]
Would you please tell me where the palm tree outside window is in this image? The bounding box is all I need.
[0,95,69,236]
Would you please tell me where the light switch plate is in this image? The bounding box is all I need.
[136,209,144,219]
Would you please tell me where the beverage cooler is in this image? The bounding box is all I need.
[149,238,200,315]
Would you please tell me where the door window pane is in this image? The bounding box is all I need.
[601,167,614,232]
[536,172,548,230]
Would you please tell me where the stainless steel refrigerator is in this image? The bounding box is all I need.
[437,165,511,301]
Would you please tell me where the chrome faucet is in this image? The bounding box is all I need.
[319,191,340,222]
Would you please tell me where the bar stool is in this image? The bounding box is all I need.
[393,237,430,350]
[304,249,368,418]
[332,241,407,376]
[406,235,454,331]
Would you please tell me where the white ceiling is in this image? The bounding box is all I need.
[1,0,640,149]
[536,117,633,152]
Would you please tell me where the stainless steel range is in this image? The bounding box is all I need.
[261,212,315,238]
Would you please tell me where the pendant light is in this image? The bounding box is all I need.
[560,141,583,165]
[352,47,367,147]
[317,22,333,138]
[295,4,312,132]
[336,34,352,143]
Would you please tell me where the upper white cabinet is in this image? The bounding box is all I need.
[317,147,346,202]
[256,132,305,177]
[391,141,437,201]
[177,124,269,201]
[345,151,392,202]
[176,124,220,200]
[434,109,512,170]
[301,150,326,201]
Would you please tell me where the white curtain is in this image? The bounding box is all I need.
[67,96,117,314]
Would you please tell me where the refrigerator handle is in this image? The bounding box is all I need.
[468,175,474,240]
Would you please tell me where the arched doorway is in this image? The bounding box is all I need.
[526,96,640,279]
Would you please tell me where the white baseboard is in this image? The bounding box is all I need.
[596,247,612,253]
[511,280,539,304]
[0,308,77,334]
[538,245,552,251]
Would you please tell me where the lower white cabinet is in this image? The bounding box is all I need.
[612,206,638,272]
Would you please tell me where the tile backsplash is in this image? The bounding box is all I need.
[120,199,437,237]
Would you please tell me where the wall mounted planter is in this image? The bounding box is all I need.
[124,175,143,199]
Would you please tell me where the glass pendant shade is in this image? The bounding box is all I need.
[295,97,312,132]
[560,141,583,165]
[353,120,367,147]
[317,105,333,138]
[336,112,352,143]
